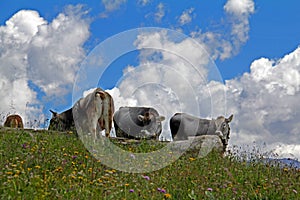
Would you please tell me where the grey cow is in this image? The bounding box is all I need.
[113,107,165,140]
[170,113,233,146]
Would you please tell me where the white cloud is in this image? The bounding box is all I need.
[224,0,255,52]
[215,46,300,159]
[190,0,255,60]
[138,0,151,6]
[155,3,165,22]
[27,5,90,97]
[0,6,90,127]
[224,0,255,16]
[102,0,127,12]
[178,8,195,26]
[111,27,300,158]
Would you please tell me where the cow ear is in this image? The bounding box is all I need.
[158,116,166,122]
[138,115,145,122]
[226,114,233,123]
[95,91,106,100]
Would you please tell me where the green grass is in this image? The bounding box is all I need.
[0,128,299,200]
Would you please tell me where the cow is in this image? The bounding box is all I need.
[113,106,165,140]
[73,88,114,140]
[48,108,74,132]
[4,114,24,128]
[170,113,233,148]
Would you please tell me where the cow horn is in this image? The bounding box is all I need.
[50,110,58,116]
[226,114,233,123]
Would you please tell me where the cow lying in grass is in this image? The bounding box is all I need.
[4,114,24,129]
[170,113,233,151]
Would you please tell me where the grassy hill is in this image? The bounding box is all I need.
[0,128,299,199]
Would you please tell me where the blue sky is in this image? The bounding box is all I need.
[1,0,300,158]
[1,0,299,84]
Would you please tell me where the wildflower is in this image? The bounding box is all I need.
[158,188,166,193]
[293,189,298,194]
[189,157,196,161]
[35,165,41,169]
[74,151,79,155]
[207,188,213,192]
[142,175,150,180]
[129,189,134,193]
[125,183,129,187]
[130,154,136,159]
[72,155,77,159]
[6,171,13,175]
[164,193,171,198]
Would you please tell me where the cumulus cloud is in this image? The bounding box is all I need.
[110,27,300,158]
[27,5,90,97]
[178,8,195,26]
[110,30,225,141]
[201,46,300,159]
[0,5,90,127]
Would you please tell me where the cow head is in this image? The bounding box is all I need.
[49,110,61,130]
[214,114,233,146]
[49,109,74,131]
[137,111,165,139]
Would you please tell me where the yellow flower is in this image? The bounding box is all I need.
[35,165,41,169]
[125,183,129,186]
[164,193,171,198]
[189,157,196,161]
[6,171,13,175]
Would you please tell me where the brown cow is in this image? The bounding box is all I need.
[73,88,114,140]
[4,114,24,128]
[48,108,74,132]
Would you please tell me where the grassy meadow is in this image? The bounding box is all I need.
[0,128,299,200]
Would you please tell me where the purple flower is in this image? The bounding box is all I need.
[130,154,136,159]
[142,175,150,180]
[72,156,77,159]
[129,189,134,193]
[22,143,29,149]
[157,188,166,193]
[207,188,213,192]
